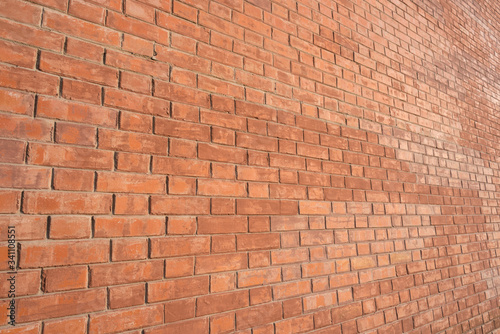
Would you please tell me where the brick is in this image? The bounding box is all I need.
[153,157,210,177]
[198,179,247,197]
[0,270,39,297]
[28,143,114,170]
[0,0,42,25]
[36,97,117,127]
[197,290,249,315]
[198,143,247,164]
[66,37,104,62]
[17,289,106,322]
[94,217,165,237]
[39,51,118,86]
[210,272,236,292]
[237,133,278,151]
[237,233,280,250]
[236,302,282,329]
[144,318,208,334]
[332,302,363,324]
[44,317,87,334]
[99,129,167,155]
[120,71,152,95]
[238,268,281,287]
[195,253,247,274]
[165,257,194,278]
[114,194,149,215]
[0,216,46,241]
[89,305,163,334]
[97,172,165,194]
[112,238,148,261]
[148,276,209,302]
[210,313,235,334]
[55,122,96,146]
[20,240,109,268]
[154,81,210,108]
[104,88,169,116]
[151,196,210,215]
[0,64,59,95]
[49,216,91,239]
[89,260,163,287]
[198,216,247,234]
[236,101,277,121]
[164,298,195,322]
[0,88,35,115]
[42,266,87,292]
[0,17,64,51]
[0,165,50,189]
[0,39,37,68]
[150,236,209,257]
[22,191,112,215]
[109,283,145,309]
[0,1,497,332]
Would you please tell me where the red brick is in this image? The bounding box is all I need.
[39,51,118,86]
[109,283,145,309]
[114,194,149,215]
[144,318,208,334]
[152,230,206,253]
[148,276,209,302]
[20,240,109,268]
[28,143,113,170]
[154,81,210,108]
[237,233,280,251]
[94,217,165,237]
[36,97,117,127]
[210,313,235,334]
[49,216,91,239]
[198,216,247,234]
[17,289,106,322]
[23,191,112,215]
[0,39,37,68]
[112,238,148,261]
[153,157,210,177]
[90,260,163,287]
[97,172,165,194]
[0,0,42,25]
[0,270,39,297]
[0,165,50,189]
[89,305,163,334]
[238,268,281,287]
[0,88,35,115]
[197,290,249,316]
[0,216,46,241]
[164,298,195,322]
[236,302,282,329]
[42,266,87,292]
[99,128,167,155]
[198,143,247,164]
[0,17,64,51]
[150,196,210,215]
[61,78,101,104]
[44,317,87,334]
[195,253,247,274]
[198,179,247,197]
[104,87,169,116]
[119,111,153,133]
[332,302,363,324]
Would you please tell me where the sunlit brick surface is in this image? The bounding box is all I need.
[0,0,499,332]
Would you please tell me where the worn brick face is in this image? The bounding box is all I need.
[0,0,499,332]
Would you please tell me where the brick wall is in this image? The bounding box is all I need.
[0,0,499,333]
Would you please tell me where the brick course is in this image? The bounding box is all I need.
[0,0,499,333]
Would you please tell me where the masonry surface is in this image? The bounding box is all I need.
[0,0,499,333]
